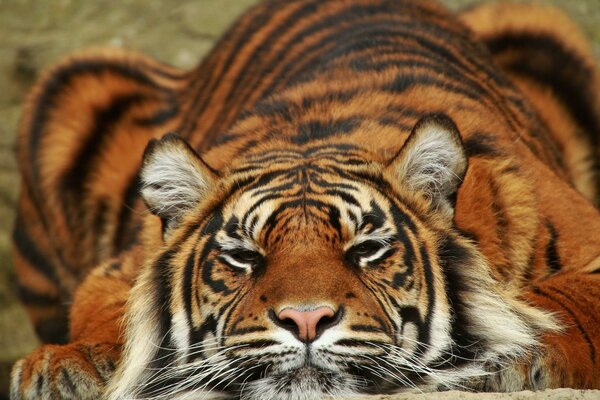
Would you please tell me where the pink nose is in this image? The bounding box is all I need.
[277,307,336,341]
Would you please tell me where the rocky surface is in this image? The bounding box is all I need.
[349,390,600,400]
[0,0,599,398]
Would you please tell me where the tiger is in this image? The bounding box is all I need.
[9,0,600,399]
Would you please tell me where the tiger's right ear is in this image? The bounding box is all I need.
[140,133,218,231]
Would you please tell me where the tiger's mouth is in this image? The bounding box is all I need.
[278,365,336,388]
[237,364,357,400]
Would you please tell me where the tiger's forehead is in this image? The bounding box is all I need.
[212,145,407,248]
[228,142,380,173]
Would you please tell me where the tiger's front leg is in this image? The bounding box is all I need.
[10,258,134,400]
[484,270,600,391]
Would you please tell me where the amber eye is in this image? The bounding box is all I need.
[346,240,387,266]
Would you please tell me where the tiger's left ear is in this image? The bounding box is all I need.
[385,114,467,220]
[140,133,218,232]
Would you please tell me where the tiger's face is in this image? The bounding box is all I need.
[179,148,453,398]
[108,115,543,399]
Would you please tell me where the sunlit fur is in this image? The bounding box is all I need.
[10,1,600,399]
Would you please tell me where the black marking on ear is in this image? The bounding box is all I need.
[545,222,562,274]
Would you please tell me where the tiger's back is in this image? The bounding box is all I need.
[11,0,600,398]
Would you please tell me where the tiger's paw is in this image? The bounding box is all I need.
[10,342,121,400]
[483,351,559,392]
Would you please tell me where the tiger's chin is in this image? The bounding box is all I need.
[238,366,361,400]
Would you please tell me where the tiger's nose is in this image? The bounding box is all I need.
[274,306,341,342]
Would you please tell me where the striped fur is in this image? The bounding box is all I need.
[10,1,600,399]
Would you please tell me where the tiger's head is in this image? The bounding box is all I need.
[106,114,553,399]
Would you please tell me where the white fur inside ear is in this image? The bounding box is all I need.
[391,117,467,217]
[141,141,213,224]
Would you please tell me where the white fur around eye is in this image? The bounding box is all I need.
[219,254,254,273]
[357,243,391,267]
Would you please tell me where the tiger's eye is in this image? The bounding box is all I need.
[351,240,383,258]
[230,249,262,265]
[346,240,386,267]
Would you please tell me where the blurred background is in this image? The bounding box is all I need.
[0,0,599,397]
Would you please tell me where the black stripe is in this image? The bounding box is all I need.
[350,324,383,333]
[291,117,362,145]
[434,237,482,368]
[533,286,596,364]
[417,243,435,350]
[112,173,142,254]
[135,99,179,126]
[16,284,59,306]
[145,249,177,375]
[545,222,562,274]
[182,247,197,341]
[59,94,146,216]
[28,60,168,185]
[35,316,69,344]
[487,33,600,202]
[188,0,324,143]
[60,368,77,395]
[235,339,279,349]
[221,0,325,105]
[12,216,60,285]
[487,33,600,148]
[464,132,501,158]
[240,8,501,108]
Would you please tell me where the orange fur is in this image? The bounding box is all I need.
[10,1,600,398]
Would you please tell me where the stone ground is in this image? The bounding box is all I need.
[0,0,599,398]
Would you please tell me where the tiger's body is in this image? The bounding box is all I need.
[10,0,600,399]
